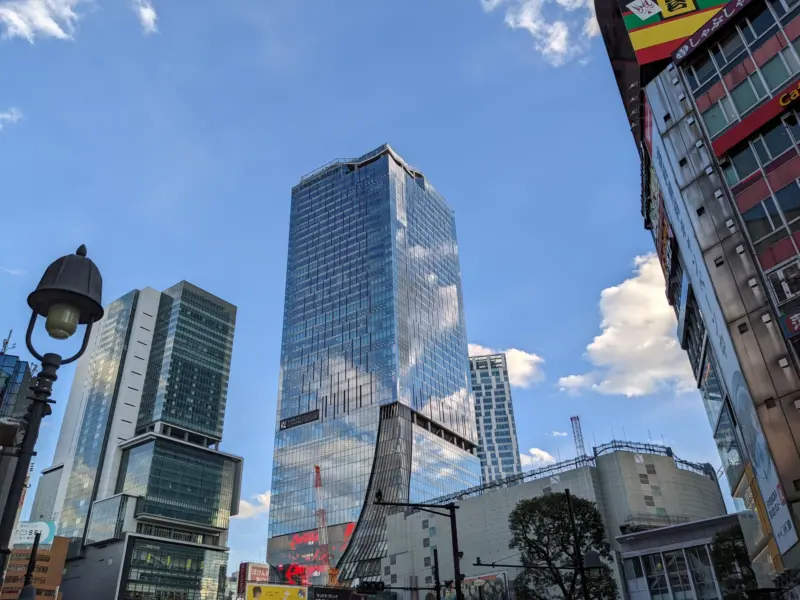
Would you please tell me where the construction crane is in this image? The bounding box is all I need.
[571,416,586,457]
[314,464,338,587]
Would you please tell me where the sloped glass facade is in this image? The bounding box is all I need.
[268,145,480,580]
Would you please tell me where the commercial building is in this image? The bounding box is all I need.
[267,144,481,585]
[618,512,761,600]
[469,353,522,484]
[0,534,69,599]
[379,440,725,600]
[596,0,800,581]
[29,281,243,599]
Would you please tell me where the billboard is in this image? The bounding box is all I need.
[239,562,272,595]
[618,0,728,64]
[268,522,355,586]
[645,84,799,554]
[12,521,56,546]
[247,583,307,600]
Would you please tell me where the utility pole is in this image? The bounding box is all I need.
[433,548,441,600]
[565,489,590,600]
[23,531,40,586]
[373,492,464,600]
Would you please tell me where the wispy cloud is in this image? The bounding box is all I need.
[557,254,695,398]
[0,107,22,131]
[551,431,568,437]
[0,0,86,42]
[520,447,556,468]
[469,343,545,387]
[132,0,156,34]
[481,0,600,66]
[0,267,24,276]
[234,490,271,519]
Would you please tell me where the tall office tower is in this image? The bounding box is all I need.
[30,282,243,599]
[596,0,800,581]
[267,144,482,584]
[469,353,522,483]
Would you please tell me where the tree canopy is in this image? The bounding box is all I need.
[508,492,617,600]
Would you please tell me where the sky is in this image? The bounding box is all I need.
[0,0,728,571]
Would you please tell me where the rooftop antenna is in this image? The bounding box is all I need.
[661,433,666,446]
[611,426,616,441]
[571,416,586,457]
[622,426,627,440]
[648,429,653,443]
[0,330,14,355]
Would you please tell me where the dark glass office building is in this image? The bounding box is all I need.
[31,282,242,600]
[267,144,482,584]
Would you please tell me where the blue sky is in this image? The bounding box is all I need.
[0,0,726,571]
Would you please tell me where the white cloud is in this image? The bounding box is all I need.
[0,107,22,130]
[0,0,85,41]
[520,447,556,468]
[557,254,695,398]
[468,343,545,388]
[0,266,25,276]
[133,0,156,34]
[235,490,271,519]
[551,431,568,437]
[483,0,600,66]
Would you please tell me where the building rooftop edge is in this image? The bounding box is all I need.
[295,143,425,187]
[615,512,740,543]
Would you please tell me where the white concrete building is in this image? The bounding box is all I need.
[379,441,727,600]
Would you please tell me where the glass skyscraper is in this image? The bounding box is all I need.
[469,353,522,483]
[30,282,242,600]
[267,144,481,584]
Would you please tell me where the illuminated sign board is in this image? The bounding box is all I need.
[279,410,320,431]
[618,0,728,64]
[268,523,355,586]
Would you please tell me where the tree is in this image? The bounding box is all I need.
[508,493,617,600]
[709,526,757,600]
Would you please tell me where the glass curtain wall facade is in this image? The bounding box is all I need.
[0,353,31,417]
[58,291,138,555]
[32,281,241,600]
[268,144,481,583]
[137,282,235,439]
[469,353,523,483]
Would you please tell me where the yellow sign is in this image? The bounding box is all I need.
[247,584,308,600]
[655,0,697,18]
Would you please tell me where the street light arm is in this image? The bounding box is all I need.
[374,501,454,518]
[473,561,582,571]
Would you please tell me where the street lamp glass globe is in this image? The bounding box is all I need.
[44,303,81,340]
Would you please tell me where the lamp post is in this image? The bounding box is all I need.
[0,245,103,586]
[374,490,465,600]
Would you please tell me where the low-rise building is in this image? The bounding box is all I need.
[0,535,69,599]
[380,441,726,599]
[618,513,762,599]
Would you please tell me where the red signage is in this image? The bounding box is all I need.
[673,0,756,64]
[238,562,248,596]
[713,75,800,157]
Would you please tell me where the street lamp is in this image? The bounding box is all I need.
[0,245,103,583]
